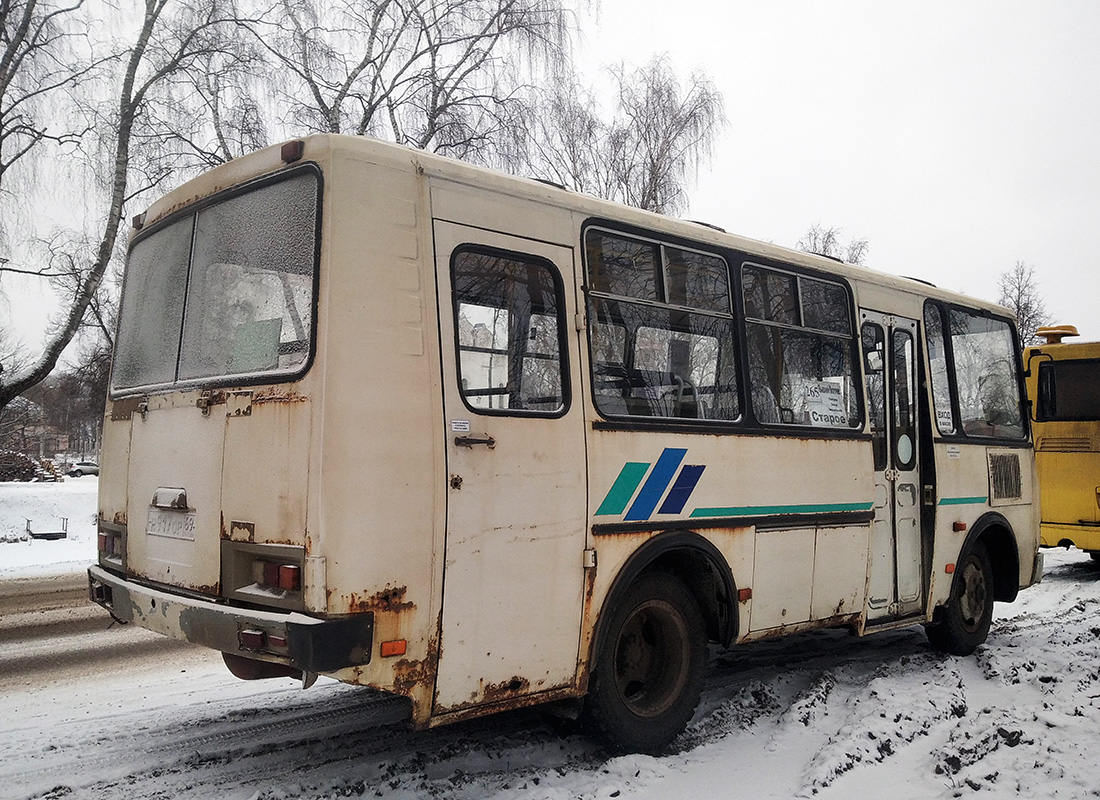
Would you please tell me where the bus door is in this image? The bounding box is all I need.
[861,311,923,621]
[431,220,587,713]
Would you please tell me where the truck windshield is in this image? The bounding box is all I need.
[112,168,319,394]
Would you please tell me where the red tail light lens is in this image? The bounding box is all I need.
[278,565,300,591]
[252,560,302,593]
[98,529,123,560]
[238,629,266,649]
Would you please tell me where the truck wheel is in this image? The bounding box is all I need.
[926,542,994,656]
[584,571,706,753]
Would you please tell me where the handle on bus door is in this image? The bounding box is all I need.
[455,434,496,449]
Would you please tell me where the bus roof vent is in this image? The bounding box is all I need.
[901,276,937,288]
[687,220,727,233]
[1036,325,1079,345]
[531,178,568,191]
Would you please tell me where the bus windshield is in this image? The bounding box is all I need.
[111,168,319,394]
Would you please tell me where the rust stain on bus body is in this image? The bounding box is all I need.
[430,675,536,718]
[149,185,233,226]
[203,390,230,407]
[575,558,599,693]
[479,676,532,704]
[391,635,439,697]
[744,612,862,643]
[344,585,416,614]
[252,388,308,405]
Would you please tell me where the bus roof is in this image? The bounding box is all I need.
[138,133,1017,322]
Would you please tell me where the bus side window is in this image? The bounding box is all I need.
[451,247,567,415]
[585,229,739,422]
[743,264,859,429]
[1036,360,1100,421]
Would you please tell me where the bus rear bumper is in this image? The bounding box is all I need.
[88,564,373,673]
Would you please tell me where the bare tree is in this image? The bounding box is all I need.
[529,57,725,215]
[0,0,102,235]
[997,260,1049,346]
[797,224,868,265]
[242,0,570,166]
[0,0,242,412]
[135,46,270,171]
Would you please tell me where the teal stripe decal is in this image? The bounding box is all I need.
[938,496,988,506]
[595,462,651,516]
[689,501,875,519]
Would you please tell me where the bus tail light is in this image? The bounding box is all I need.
[279,565,301,591]
[239,629,266,649]
[234,626,292,657]
[222,541,307,611]
[97,521,126,567]
[252,560,302,592]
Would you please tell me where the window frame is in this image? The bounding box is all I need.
[740,259,862,431]
[1035,357,1100,422]
[449,244,572,419]
[583,224,740,426]
[110,163,323,398]
[922,299,1030,443]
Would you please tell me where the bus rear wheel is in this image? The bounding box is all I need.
[926,542,994,656]
[584,571,706,754]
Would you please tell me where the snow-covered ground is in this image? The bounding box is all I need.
[0,477,98,578]
[2,481,1100,799]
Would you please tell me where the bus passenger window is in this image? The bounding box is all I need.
[585,229,739,422]
[451,248,567,415]
[743,265,859,429]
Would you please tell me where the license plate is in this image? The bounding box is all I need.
[146,507,197,541]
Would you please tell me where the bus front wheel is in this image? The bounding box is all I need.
[584,571,706,754]
[926,542,994,656]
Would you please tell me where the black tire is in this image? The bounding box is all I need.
[926,542,994,656]
[584,571,707,754]
[71,469,82,477]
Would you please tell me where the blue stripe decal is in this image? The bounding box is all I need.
[625,448,687,521]
[658,465,706,515]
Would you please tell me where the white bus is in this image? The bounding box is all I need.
[88,134,1042,753]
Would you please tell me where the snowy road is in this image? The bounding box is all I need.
[2,551,1099,800]
[0,571,202,687]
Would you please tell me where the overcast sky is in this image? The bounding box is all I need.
[3,1,1097,355]
[582,0,1100,338]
